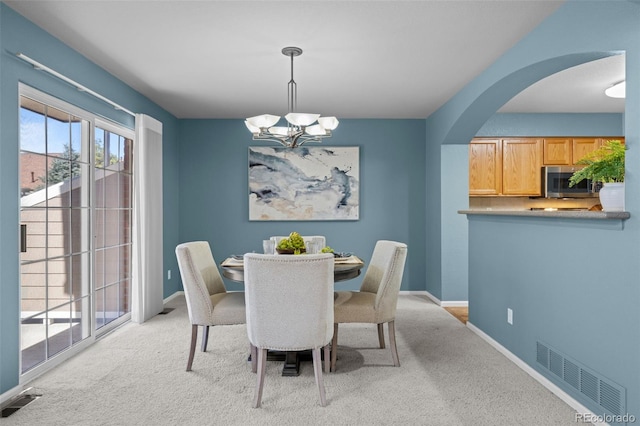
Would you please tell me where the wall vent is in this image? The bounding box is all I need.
[536,341,625,416]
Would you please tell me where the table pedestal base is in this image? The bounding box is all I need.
[268,350,314,376]
[249,350,319,376]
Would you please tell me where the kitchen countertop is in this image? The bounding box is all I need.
[459,209,630,220]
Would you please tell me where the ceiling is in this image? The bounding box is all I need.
[5,1,625,119]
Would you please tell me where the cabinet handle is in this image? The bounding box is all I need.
[20,224,27,253]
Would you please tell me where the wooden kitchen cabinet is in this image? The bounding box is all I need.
[572,138,601,164]
[469,136,623,197]
[543,138,572,165]
[571,138,625,164]
[469,138,541,196]
[469,139,502,196]
[502,138,543,196]
[543,137,622,165]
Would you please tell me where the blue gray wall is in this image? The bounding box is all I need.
[477,113,624,137]
[177,119,426,293]
[428,1,640,422]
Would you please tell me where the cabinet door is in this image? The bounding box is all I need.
[572,138,600,164]
[543,138,572,165]
[502,138,543,196]
[469,139,502,196]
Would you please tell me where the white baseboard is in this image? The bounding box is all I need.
[422,290,441,305]
[416,290,468,307]
[400,290,429,297]
[163,291,184,304]
[440,300,468,308]
[466,321,604,424]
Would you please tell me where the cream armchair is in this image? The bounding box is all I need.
[244,253,334,408]
[175,241,246,371]
[331,240,408,371]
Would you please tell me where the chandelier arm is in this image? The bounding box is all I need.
[298,135,325,146]
[252,135,291,147]
[289,128,305,148]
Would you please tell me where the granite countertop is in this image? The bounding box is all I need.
[458,209,630,220]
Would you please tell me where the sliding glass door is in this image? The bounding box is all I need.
[19,87,133,375]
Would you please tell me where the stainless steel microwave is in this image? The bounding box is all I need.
[543,166,600,198]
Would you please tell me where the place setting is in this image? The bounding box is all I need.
[220,232,365,283]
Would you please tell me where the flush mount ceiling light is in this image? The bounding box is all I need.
[245,47,338,148]
[605,80,625,98]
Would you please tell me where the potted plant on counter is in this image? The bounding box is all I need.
[569,139,625,211]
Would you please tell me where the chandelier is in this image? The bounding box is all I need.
[245,47,339,148]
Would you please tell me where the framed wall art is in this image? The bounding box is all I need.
[249,146,359,221]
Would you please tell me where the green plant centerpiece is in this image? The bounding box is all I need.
[276,231,306,254]
[569,139,625,212]
[568,139,625,187]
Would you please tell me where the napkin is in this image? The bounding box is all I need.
[334,256,362,264]
[221,257,243,267]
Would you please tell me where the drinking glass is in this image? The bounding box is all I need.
[263,239,275,254]
[306,240,319,254]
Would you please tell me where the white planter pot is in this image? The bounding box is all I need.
[599,182,625,212]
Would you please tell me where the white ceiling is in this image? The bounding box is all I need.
[5,0,625,119]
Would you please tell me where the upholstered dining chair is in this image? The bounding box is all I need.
[331,240,408,372]
[244,253,334,408]
[175,241,246,372]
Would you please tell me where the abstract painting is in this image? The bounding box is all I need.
[249,146,359,221]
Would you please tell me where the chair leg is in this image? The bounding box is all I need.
[330,323,339,372]
[377,323,385,349]
[323,344,330,373]
[186,324,198,371]
[201,326,210,352]
[312,348,327,407]
[250,344,258,373]
[253,348,267,408]
[388,320,400,367]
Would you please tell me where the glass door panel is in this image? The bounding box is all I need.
[47,303,73,358]
[94,125,133,333]
[19,95,92,374]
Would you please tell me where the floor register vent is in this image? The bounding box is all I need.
[536,341,625,416]
[1,388,41,417]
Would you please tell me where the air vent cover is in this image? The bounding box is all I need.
[536,341,625,416]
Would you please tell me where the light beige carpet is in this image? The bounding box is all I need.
[3,294,579,425]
